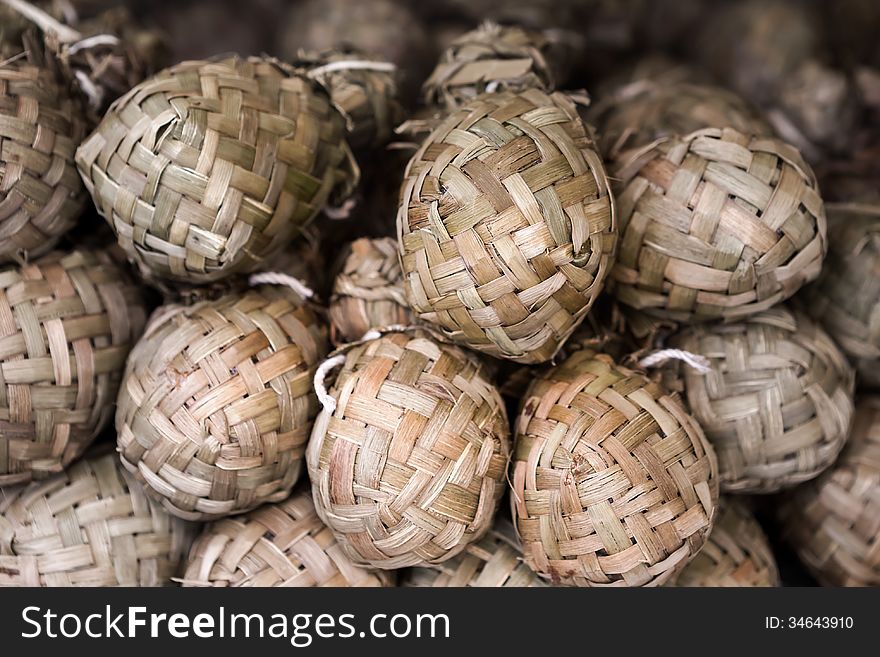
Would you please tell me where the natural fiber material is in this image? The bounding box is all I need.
[75,56,355,284]
[0,59,87,262]
[329,237,411,344]
[398,89,616,364]
[401,518,546,587]
[511,349,718,587]
[307,330,510,569]
[780,396,880,587]
[180,489,391,587]
[0,249,146,487]
[423,22,557,111]
[805,203,880,388]
[0,451,195,586]
[669,307,855,493]
[672,500,779,587]
[116,285,329,520]
[610,127,826,322]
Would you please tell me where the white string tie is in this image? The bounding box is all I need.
[314,355,346,414]
[248,271,315,300]
[307,60,397,78]
[637,348,712,373]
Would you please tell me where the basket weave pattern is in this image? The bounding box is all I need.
[511,349,718,586]
[182,489,390,587]
[398,89,616,364]
[610,128,826,321]
[116,286,328,520]
[75,57,353,284]
[0,452,194,586]
[671,307,855,492]
[0,250,146,486]
[307,331,510,569]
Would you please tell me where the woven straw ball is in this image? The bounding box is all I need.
[511,349,719,587]
[307,330,510,569]
[806,203,880,388]
[401,518,546,587]
[0,61,87,262]
[329,237,411,344]
[780,396,880,586]
[181,489,391,587]
[669,307,855,493]
[0,249,146,487]
[0,452,195,586]
[398,89,616,364]
[75,56,355,285]
[672,500,779,587]
[610,127,826,322]
[116,285,329,520]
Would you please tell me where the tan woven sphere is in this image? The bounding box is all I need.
[670,307,855,493]
[0,452,195,587]
[0,61,87,262]
[672,500,779,587]
[0,249,146,487]
[75,56,355,284]
[610,127,826,321]
[401,518,546,587]
[806,203,880,387]
[181,489,392,587]
[780,395,880,586]
[511,349,719,587]
[329,237,411,344]
[307,331,510,569]
[116,285,329,520]
[398,89,617,364]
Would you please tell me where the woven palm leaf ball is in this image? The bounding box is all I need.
[75,56,355,285]
[805,203,880,387]
[0,452,195,587]
[610,127,826,322]
[669,307,855,493]
[329,237,411,344]
[0,249,146,487]
[511,349,719,587]
[398,89,616,364]
[401,519,546,588]
[671,500,779,587]
[181,489,391,587]
[115,285,329,520]
[306,330,510,569]
[780,396,880,586]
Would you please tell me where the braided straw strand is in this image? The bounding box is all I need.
[511,348,719,587]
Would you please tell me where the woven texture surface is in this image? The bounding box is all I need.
[75,56,354,284]
[329,237,411,344]
[610,127,826,321]
[398,89,616,364]
[670,307,855,493]
[181,489,391,587]
[781,396,880,586]
[806,203,880,387]
[116,286,328,520]
[0,61,87,262]
[0,249,146,487]
[511,349,718,587]
[0,451,195,587]
[672,500,779,587]
[401,518,546,587]
[307,331,510,569]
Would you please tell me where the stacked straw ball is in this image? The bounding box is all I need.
[75,56,354,284]
[115,285,328,520]
[182,490,391,587]
[511,348,719,587]
[0,452,195,587]
[307,330,510,569]
[669,307,855,493]
[398,89,616,364]
[0,249,146,487]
